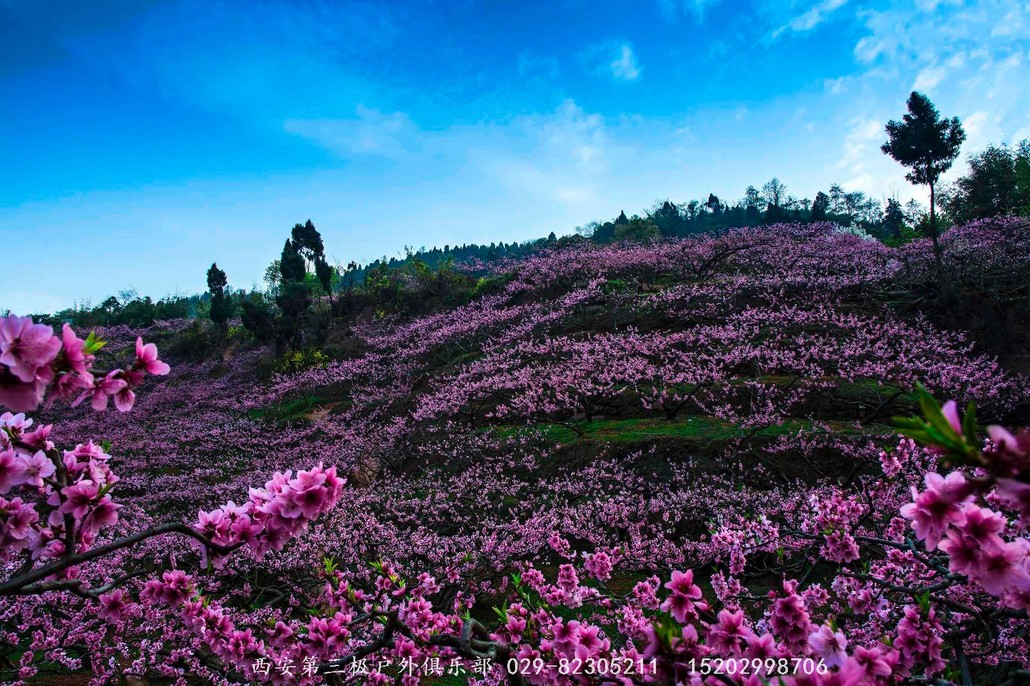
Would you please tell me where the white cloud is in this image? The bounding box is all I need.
[832,0,1030,202]
[772,0,848,39]
[479,100,611,204]
[840,118,884,170]
[579,41,642,82]
[674,124,696,141]
[991,3,1029,37]
[284,106,417,159]
[912,64,948,91]
[610,44,641,81]
[853,35,889,63]
[824,76,847,94]
[961,110,997,154]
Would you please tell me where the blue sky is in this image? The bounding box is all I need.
[2,0,1028,314]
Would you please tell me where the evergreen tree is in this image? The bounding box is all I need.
[206,263,231,331]
[706,193,722,213]
[944,140,1030,221]
[743,186,762,223]
[315,256,334,304]
[276,234,313,350]
[240,297,274,343]
[291,220,325,264]
[811,191,830,221]
[648,200,685,236]
[279,240,307,284]
[882,198,906,240]
[882,91,965,268]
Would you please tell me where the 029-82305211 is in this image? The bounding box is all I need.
[506,656,658,676]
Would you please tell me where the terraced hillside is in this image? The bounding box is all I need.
[5,220,1030,685]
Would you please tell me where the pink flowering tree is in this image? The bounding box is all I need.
[57,388,1023,685]
[0,316,342,606]
[2,222,1029,685]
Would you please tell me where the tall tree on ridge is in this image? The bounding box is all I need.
[882,91,965,271]
[811,191,830,221]
[206,263,231,332]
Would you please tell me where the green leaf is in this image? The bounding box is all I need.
[83,331,107,355]
[962,401,978,447]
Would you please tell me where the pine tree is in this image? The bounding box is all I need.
[206,263,231,331]
[811,192,830,221]
[882,91,965,269]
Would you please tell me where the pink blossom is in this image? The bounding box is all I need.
[706,609,752,657]
[987,425,1026,456]
[822,529,860,563]
[995,478,1030,523]
[90,371,128,411]
[113,386,135,412]
[98,589,131,623]
[894,605,944,676]
[60,324,94,376]
[556,563,579,592]
[0,316,61,384]
[0,448,25,494]
[900,471,975,550]
[583,550,614,581]
[940,400,963,434]
[768,581,811,652]
[82,496,120,536]
[850,645,894,680]
[287,484,328,520]
[140,570,192,607]
[660,569,707,624]
[742,632,779,660]
[59,480,99,520]
[976,538,1030,596]
[1,497,39,540]
[0,372,45,413]
[135,337,170,376]
[808,624,848,668]
[12,450,55,489]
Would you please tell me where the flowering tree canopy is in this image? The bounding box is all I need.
[1,220,1028,685]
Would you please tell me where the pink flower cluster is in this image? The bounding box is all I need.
[0,414,121,562]
[0,316,169,413]
[4,221,1030,684]
[903,470,1030,610]
[195,463,345,568]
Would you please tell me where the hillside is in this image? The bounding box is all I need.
[5,220,1030,685]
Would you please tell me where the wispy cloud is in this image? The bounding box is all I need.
[102,1,396,127]
[580,41,642,82]
[912,64,948,92]
[771,0,848,39]
[5,0,1030,315]
[610,44,642,81]
[284,106,418,159]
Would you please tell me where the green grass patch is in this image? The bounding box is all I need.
[491,416,891,445]
[247,394,326,425]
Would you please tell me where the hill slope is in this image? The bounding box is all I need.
[9,219,1030,684]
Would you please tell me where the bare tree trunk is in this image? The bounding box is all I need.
[929,179,944,279]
